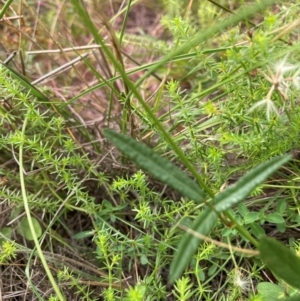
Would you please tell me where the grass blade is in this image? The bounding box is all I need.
[0,0,13,19]
[169,208,218,283]
[103,129,206,203]
[259,237,300,289]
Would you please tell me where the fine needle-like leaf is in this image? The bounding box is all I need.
[0,63,49,102]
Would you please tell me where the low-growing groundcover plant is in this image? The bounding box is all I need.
[1,0,300,300]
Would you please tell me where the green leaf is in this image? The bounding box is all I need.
[0,64,49,102]
[257,282,284,299]
[276,200,287,214]
[238,203,249,217]
[244,212,260,224]
[259,237,300,289]
[208,264,218,276]
[276,222,286,233]
[261,297,280,301]
[250,223,265,238]
[17,217,42,241]
[0,227,13,244]
[280,296,300,301]
[10,206,23,219]
[73,230,94,240]
[212,155,291,212]
[169,208,218,283]
[103,129,206,203]
[265,213,285,224]
[140,254,148,265]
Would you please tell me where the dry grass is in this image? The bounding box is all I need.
[0,1,170,300]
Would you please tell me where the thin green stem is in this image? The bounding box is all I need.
[0,0,13,19]
[19,116,65,301]
[119,0,132,44]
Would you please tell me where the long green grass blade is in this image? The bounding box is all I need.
[169,208,218,283]
[212,155,291,212]
[0,0,13,19]
[103,129,206,203]
[259,237,300,289]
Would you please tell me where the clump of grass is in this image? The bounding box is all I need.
[1,1,300,301]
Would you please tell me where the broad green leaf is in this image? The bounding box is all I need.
[169,208,217,283]
[103,129,206,203]
[0,227,13,244]
[212,155,291,212]
[244,212,260,224]
[260,297,278,301]
[140,254,148,265]
[276,200,287,214]
[276,222,286,233]
[265,213,285,224]
[10,206,23,219]
[257,282,284,299]
[238,203,249,217]
[259,237,300,289]
[0,64,49,102]
[280,296,300,301]
[250,223,265,238]
[17,217,42,241]
[208,264,218,276]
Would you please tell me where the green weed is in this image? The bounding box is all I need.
[1,1,300,301]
